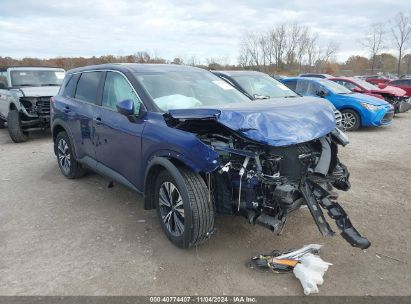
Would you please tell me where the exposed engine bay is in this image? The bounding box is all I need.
[382,95,411,113]
[166,116,371,250]
[19,96,51,127]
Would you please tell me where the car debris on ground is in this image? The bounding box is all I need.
[249,244,332,295]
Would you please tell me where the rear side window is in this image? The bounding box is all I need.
[75,72,102,103]
[60,74,79,98]
[392,79,410,86]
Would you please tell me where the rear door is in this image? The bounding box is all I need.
[93,71,146,187]
[67,71,104,160]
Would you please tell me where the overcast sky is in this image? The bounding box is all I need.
[0,0,409,63]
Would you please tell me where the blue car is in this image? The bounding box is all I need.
[282,77,394,131]
[51,64,369,249]
[211,70,343,128]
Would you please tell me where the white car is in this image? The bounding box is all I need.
[0,67,65,142]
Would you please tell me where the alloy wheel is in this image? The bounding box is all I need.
[158,181,185,236]
[58,138,71,174]
[341,112,357,130]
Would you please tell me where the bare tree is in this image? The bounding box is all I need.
[237,22,338,73]
[239,32,263,68]
[284,23,303,66]
[391,12,411,76]
[316,41,339,72]
[270,25,287,71]
[306,33,319,72]
[359,23,385,73]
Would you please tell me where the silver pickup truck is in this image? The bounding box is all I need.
[0,67,65,142]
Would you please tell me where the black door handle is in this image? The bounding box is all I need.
[93,117,102,125]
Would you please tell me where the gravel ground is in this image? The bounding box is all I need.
[0,114,410,296]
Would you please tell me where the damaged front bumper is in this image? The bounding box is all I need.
[207,128,370,250]
[19,96,51,128]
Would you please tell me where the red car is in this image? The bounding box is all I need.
[363,75,391,85]
[378,78,411,97]
[331,77,411,113]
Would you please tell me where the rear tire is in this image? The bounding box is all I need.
[154,167,214,248]
[0,117,5,129]
[7,110,28,142]
[56,131,86,179]
[341,109,360,131]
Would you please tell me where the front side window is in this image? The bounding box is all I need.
[295,79,310,95]
[231,74,298,98]
[306,81,324,96]
[339,81,358,91]
[134,70,250,111]
[102,72,142,113]
[10,70,65,87]
[75,72,102,104]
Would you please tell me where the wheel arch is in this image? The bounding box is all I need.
[9,102,18,111]
[143,156,205,210]
[51,119,78,158]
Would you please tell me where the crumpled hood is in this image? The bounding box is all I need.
[15,86,60,97]
[337,93,390,106]
[370,85,406,97]
[167,97,336,147]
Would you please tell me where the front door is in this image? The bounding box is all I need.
[93,71,146,187]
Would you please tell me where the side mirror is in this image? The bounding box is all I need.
[316,90,327,98]
[352,88,363,93]
[377,83,385,89]
[116,99,134,116]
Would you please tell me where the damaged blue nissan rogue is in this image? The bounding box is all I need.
[51,64,370,249]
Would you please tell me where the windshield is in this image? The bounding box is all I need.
[319,79,352,94]
[134,70,251,111]
[231,74,298,98]
[351,78,377,90]
[10,70,65,87]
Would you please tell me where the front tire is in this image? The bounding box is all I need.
[341,109,360,131]
[7,110,28,142]
[154,167,214,248]
[56,131,86,179]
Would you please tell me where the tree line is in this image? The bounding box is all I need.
[1,12,410,76]
[238,11,411,76]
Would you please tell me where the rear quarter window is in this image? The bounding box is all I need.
[60,74,80,98]
[75,72,102,103]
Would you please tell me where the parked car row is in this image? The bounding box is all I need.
[5,63,410,251]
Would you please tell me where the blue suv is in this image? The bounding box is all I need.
[51,64,370,249]
[282,77,394,131]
